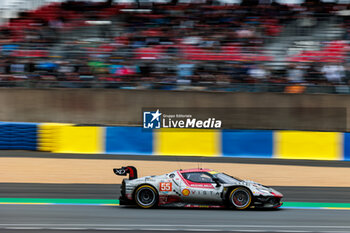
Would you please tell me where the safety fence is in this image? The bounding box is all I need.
[1,121,350,161]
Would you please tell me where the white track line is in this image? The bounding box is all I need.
[1,224,350,228]
[0,228,348,233]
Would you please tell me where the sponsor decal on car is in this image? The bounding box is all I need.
[188,183,214,189]
[182,188,190,196]
[191,190,220,196]
[160,182,172,192]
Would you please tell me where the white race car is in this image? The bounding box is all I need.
[114,166,283,210]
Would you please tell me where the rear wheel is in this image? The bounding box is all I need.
[134,185,158,208]
[229,187,252,210]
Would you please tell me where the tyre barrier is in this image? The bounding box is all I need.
[0,121,350,161]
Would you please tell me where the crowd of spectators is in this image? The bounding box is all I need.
[0,0,350,92]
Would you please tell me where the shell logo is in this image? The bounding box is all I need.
[182,188,190,196]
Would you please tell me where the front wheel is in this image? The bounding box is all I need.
[228,187,252,210]
[134,185,158,208]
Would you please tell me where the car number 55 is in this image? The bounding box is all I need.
[160,182,172,191]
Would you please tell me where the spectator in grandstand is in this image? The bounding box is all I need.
[286,64,305,83]
[344,64,350,85]
[247,64,270,82]
[321,63,345,84]
[177,61,195,79]
[10,61,26,74]
[0,0,348,92]
[305,63,324,84]
[57,61,74,81]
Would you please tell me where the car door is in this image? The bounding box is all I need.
[179,172,223,204]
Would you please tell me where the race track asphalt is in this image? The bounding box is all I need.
[2,151,350,233]
[1,204,350,232]
[1,183,350,203]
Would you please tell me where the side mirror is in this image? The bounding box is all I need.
[212,177,221,187]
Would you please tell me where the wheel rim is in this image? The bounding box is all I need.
[231,189,250,208]
[137,188,156,206]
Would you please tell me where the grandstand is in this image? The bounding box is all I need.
[0,0,349,93]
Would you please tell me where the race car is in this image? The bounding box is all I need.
[113,166,283,210]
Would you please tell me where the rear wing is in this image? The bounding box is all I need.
[113,166,138,180]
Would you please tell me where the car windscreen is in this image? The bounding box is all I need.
[214,173,242,184]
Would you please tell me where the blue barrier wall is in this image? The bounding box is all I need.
[343,133,350,161]
[222,130,273,158]
[0,122,37,150]
[105,126,153,155]
[0,121,349,161]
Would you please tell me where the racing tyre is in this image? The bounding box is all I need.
[229,187,252,210]
[134,185,158,208]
